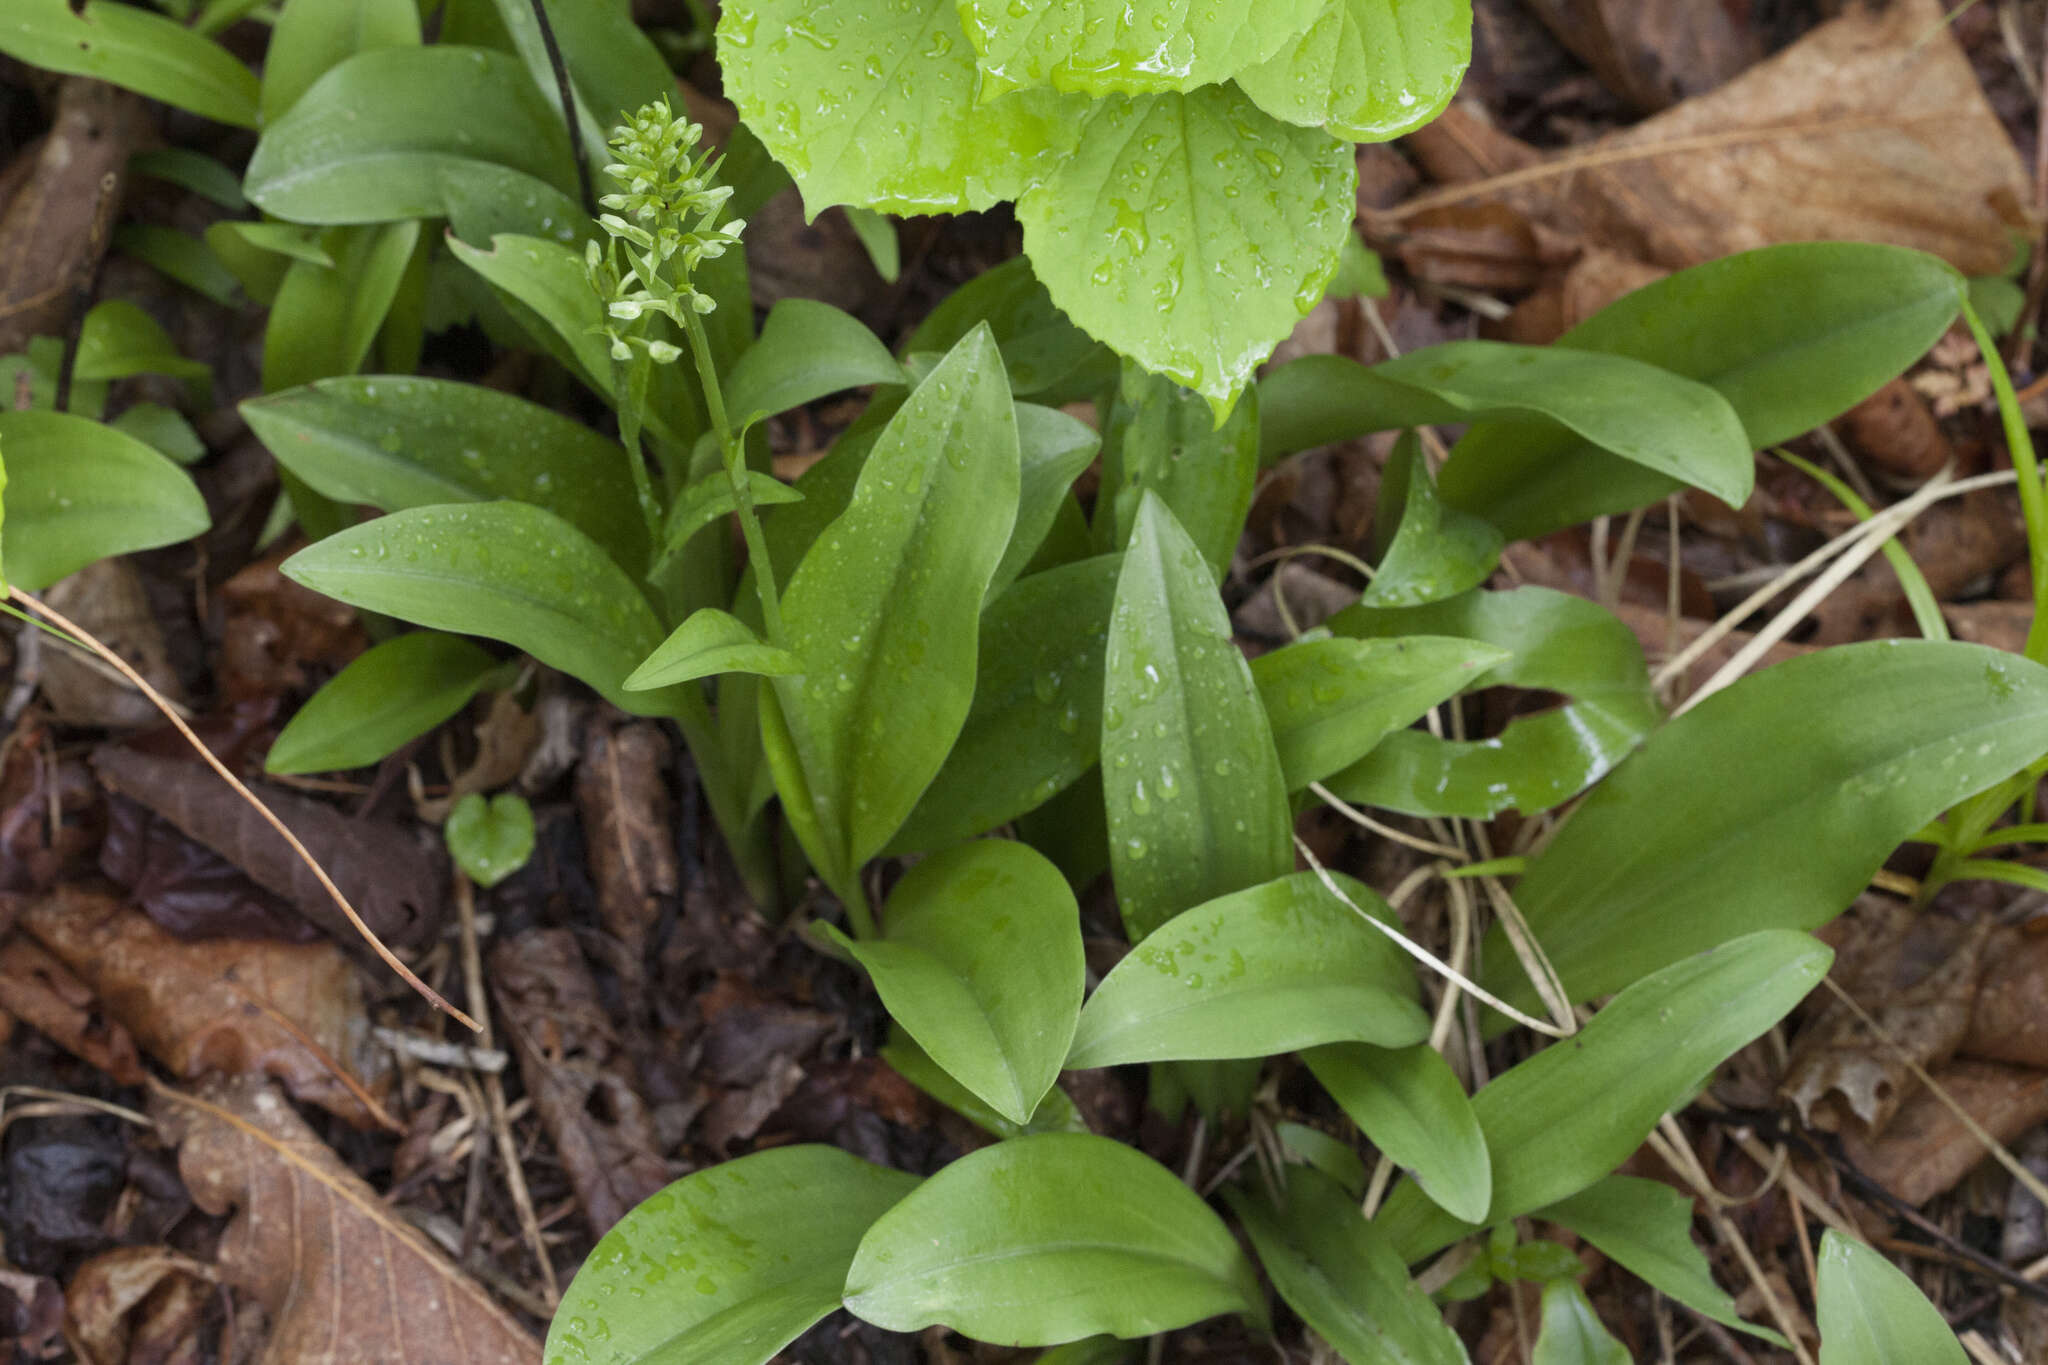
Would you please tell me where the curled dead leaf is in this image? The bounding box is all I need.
[0,933,144,1085]
[64,1246,214,1365]
[1840,1060,2048,1206]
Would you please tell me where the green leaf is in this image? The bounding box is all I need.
[724,299,906,430]
[626,609,801,690]
[1530,1282,1629,1365]
[1540,1176,1787,1347]
[890,555,1120,854]
[907,256,1115,403]
[266,632,504,775]
[483,0,674,163]
[1304,1042,1490,1226]
[718,0,1079,216]
[1325,586,1659,819]
[1815,1232,1968,1365]
[881,1028,1089,1139]
[844,1133,1266,1344]
[114,224,243,308]
[130,148,248,211]
[263,0,421,125]
[1032,1341,1135,1365]
[1105,495,1293,941]
[1252,635,1510,792]
[0,0,258,127]
[245,47,577,223]
[1378,932,1832,1260]
[547,1146,920,1365]
[1363,432,1503,608]
[0,411,209,593]
[845,206,902,282]
[998,404,1102,595]
[1018,86,1356,415]
[1226,1166,1470,1365]
[244,375,650,578]
[1275,1122,1369,1197]
[1095,364,1258,581]
[282,503,671,717]
[957,0,1326,96]
[75,301,209,387]
[656,471,803,572]
[830,841,1083,1125]
[109,404,206,466]
[1068,871,1427,1068]
[260,221,422,392]
[1238,0,1471,142]
[444,791,534,888]
[1436,243,1967,539]
[769,326,1022,885]
[1484,642,2048,1015]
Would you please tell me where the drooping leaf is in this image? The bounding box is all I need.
[444,792,534,889]
[626,610,801,690]
[1325,586,1659,819]
[1094,364,1258,580]
[262,0,421,125]
[1067,872,1427,1069]
[1815,1231,1968,1365]
[1226,1166,1470,1365]
[724,299,905,430]
[547,1146,920,1365]
[1307,1041,1489,1225]
[1483,642,2048,1016]
[1237,0,1472,143]
[846,206,901,281]
[1530,1282,1629,1365]
[957,0,1325,96]
[827,841,1083,1125]
[266,632,505,775]
[1018,86,1356,415]
[844,1133,1266,1344]
[1363,432,1503,608]
[1378,932,1832,1260]
[881,1028,1089,1140]
[0,411,210,593]
[1105,495,1292,941]
[0,0,259,127]
[907,256,1114,403]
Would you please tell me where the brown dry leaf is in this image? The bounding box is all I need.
[417,690,542,823]
[21,884,390,1128]
[1492,248,1668,345]
[1521,0,1768,112]
[0,933,145,1085]
[490,929,669,1238]
[38,561,189,731]
[93,745,444,950]
[65,1246,214,1365]
[216,552,367,702]
[1837,378,1955,484]
[0,1265,65,1362]
[1964,924,2048,1067]
[575,717,677,978]
[151,1075,541,1365]
[1839,1059,2048,1205]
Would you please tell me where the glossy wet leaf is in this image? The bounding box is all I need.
[546,1145,919,1365]
[1226,1166,1469,1365]
[444,792,534,889]
[1095,364,1258,580]
[1325,586,1659,819]
[656,472,803,571]
[1483,642,2048,1016]
[1379,932,1832,1260]
[1105,495,1292,941]
[907,256,1114,403]
[261,221,421,392]
[725,299,905,430]
[769,327,1021,886]
[889,555,1120,854]
[844,1133,1265,1344]
[1531,1282,1628,1365]
[958,0,1325,96]
[1018,86,1355,415]
[998,404,1102,595]
[263,0,420,125]
[0,411,209,593]
[718,0,1078,216]
[1304,1042,1489,1225]
[1238,0,1471,142]
[282,503,670,717]
[827,841,1082,1124]
[1541,1176,1786,1346]
[1068,872,1427,1068]
[1437,244,1967,539]
[1363,432,1502,608]
[243,375,649,577]
[1251,635,1509,792]
[1815,1231,1968,1365]
[0,0,258,126]
[266,632,503,775]
[881,1028,1088,1139]
[245,47,577,223]
[627,610,801,691]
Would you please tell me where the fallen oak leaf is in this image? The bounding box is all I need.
[0,931,145,1086]
[150,1075,541,1365]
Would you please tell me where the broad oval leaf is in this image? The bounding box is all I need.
[243,375,650,577]
[1304,1041,1490,1226]
[725,299,905,430]
[1363,432,1503,608]
[957,0,1325,97]
[881,1028,1089,1140]
[1067,872,1427,1069]
[1105,495,1292,941]
[546,1145,920,1365]
[263,0,420,124]
[1095,365,1258,581]
[844,1133,1265,1345]
[444,791,534,888]
[1017,86,1356,415]
[1379,931,1832,1260]
[0,411,210,593]
[1238,0,1472,143]
[0,0,258,127]
[1225,1166,1470,1365]
[1815,1232,1968,1365]
[266,632,504,775]
[282,503,670,717]
[1531,1282,1629,1365]
[1482,642,2048,1015]
[832,840,1083,1125]
[627,609,802,690]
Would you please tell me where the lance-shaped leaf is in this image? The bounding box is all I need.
[907,256,1114,403]
[1483,641,2048,1016]
[1094,364,1259,581]
[724,299,906,431]
[1532,1282,1629,1365]
[1237,0,1472,143]
[481,0,673,165]
[0,0,258,127]
[0,411,209,593]
[826,841,1083,1125]
[266,632,505,775]
[547,1146,920,1365]
[768,326,1022,887]
[1324,586,1659,819]
[656,471,803,572]
[1815,1232,1968,1365]
[1067,872,1427,1069]
[1378,931,1832,1260]
[627,610,801,690]
[1226,1166,1469,1365]
[1305,1041,1490,1226]
[1105,495,1292,942]
[1363,432,1502,608]
[881,1028,1088,1140]
[844,1134,1266,1344]
[957,0,1326,97]
[996,404,1102,596]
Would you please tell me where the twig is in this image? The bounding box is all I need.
[375,1027,509,1074]
[527,0,595,216]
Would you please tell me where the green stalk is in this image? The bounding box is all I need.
[1963,301,2048,660]
[684,307,786,644]
[610,354,666,549]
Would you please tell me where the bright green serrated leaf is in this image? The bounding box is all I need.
[0,411,209,593]
[1238,0,1471,143]
[958,0,1326,97]
[267,632,504,775]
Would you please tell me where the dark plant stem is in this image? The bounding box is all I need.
[527,0,596,216]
